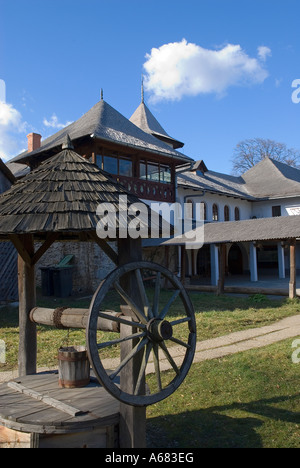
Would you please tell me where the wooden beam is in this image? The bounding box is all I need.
[181,245,186,285]
[88,232,118,266]
[31,233,59,265]
[289,239,297,299]
[9,234,32,265]
[17,234,37,376]
[117,237,146,449]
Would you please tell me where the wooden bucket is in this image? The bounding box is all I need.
[58,346,90,388]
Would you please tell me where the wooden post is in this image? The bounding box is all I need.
[289,239,297,299]
[217,244,226,295]
[117,237,146,448]
[181,245,186,285]
[164,245,170,288]
[17,235,37,376]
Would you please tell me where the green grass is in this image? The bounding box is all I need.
[0,290,299,372]
[0,290,299,447]
[146,339,300,448]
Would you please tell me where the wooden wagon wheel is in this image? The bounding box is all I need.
[86,261,196,407]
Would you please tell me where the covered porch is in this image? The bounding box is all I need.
[161,216,300,298]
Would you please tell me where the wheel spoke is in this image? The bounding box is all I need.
[98,311,147,330]
[158,290,180,320]
[169,336,191,349]
[153,343,162,392]
[109,337,149,381]
[114,281,148,324]
[134,342,153,396]
[153,272,161,317]
[135,268,153,319]
[159,341,180,375]
[97,332,146,350]
[170,317,191,326]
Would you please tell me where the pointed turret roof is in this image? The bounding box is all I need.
[10,99,190,166]
[129,89,184,150]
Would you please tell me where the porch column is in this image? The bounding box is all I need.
[210,244,219,286]
[277,242,286,279]
[249,242,258,282]
[289,239,297,299]
[217,244,226,295]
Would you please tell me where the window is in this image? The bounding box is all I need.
[148,163,160,182]
[272,205,281,217]
[96,154,132,177]
[139,161,172,184]
[212,204,219,221]
[103,155,118,175]
[140,162,147,180]
[234,207,240,221]
[119,158,133,177]
[160,165,171,184]
[224,205,230,221]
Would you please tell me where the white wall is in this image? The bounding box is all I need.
[177,188,252,222]
[251,196,300,219]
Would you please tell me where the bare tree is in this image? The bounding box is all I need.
[231,138,300,175]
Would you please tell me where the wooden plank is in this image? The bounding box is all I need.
[0,373,120,435]
[7,382,88,417]
[37,428,107,448]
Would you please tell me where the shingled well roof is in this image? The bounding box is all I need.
[0,147,160,239]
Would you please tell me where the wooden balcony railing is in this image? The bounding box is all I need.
[111,175,175,203]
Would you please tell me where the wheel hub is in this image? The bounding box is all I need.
[147,318,173,342]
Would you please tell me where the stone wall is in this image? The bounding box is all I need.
[36,241,117,294]
[35,241,177,296]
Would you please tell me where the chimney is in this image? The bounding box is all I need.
[27,133,42,152]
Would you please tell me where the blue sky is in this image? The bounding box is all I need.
[1,0,300,174]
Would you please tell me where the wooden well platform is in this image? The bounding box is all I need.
[0,371,120,448]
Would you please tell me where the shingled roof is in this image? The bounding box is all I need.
[10,99,191,167]
[161,215,300,246]
[242,157,300,198]
[0,144,159,240]
[129,101,184,149]
[178,157,300,201]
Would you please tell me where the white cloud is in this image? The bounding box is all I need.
[0,100,27,161]
[143,39,271,102]
[43,113,73,129]
[257,46,272,62]
[0,79,6,103]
